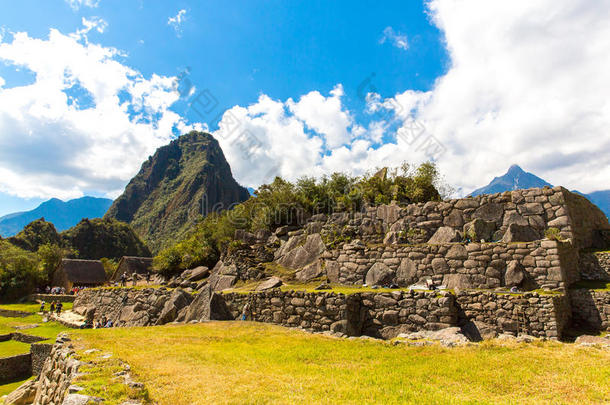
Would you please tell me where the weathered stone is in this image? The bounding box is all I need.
[4,378,37,405]
[365,263,395,286]
[395,258,417,286]
[443,274,472,289]
[463,218,496,242]
[208,274,237,291]
[256,276,283,291]
[505,261,525,286]
[276,233,326,270]
[431,258,449,275]
[155,288,194,325]
[446,244,468,260]
[187,266,210,282]
[443,209,464,227]
[296,261,324,282]
[501,223,539,243]
[428,227,462,244]
[473,203,504,222]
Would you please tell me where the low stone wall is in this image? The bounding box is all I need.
[11,332,47,344]
[31,343,53,375]
[224,290,457,339]
[579,251,610,281]
[569,289,610,331]
[325,240,573,291]
[73,287,195,327]
[455,291,570,339]
[0,353,32,383]
[33,336,80,405]
[28,294,76,303]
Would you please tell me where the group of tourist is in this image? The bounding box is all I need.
[42,286,66,295]
[39,300,63,315]
[117,272,151,287]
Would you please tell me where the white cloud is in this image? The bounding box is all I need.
[379,26,409,50]
[65,0,99,11]
[0,22,191,199]
[214,1,610,195]
[168,9,187,37]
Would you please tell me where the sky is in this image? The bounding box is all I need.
[0,0,608,216]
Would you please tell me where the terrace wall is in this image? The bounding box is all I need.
[569,289,610,331]
[324,240,575,291]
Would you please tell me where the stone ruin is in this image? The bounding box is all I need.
[73,186,610,341]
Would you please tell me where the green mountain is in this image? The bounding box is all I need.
[104,131,250,253]
[0,196,113,237]
[61,218,150,260]
[6,217,149,260]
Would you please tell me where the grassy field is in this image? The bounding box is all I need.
[0,340,32,357]
[71,322,610,405]
[0,377,33,396]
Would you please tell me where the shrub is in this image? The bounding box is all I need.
[544,227,562,241]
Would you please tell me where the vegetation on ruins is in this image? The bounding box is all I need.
[153,162,448,275]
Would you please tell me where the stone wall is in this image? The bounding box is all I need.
[223,289,458,339]
[324,240,573,291]
[28,294,76,303]
[309,187,608,251]
[31,343,53,375]
[569,289,610,331]
[455,291,570,339]
[0,308,31,317]
[579,251,610,281]
[0,353,31,383]
[73,287,195,327]
[33,336,80,405]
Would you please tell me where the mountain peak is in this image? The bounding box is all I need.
[507,164,524,175]
[470,165,551,197]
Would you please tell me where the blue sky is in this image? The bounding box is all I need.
[0,0,609,217]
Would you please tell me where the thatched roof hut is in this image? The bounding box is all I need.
[111,256,153,281]
[53,259,106,289]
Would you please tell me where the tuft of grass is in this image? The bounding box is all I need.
[71,321,610,405]
[74,352,150,405]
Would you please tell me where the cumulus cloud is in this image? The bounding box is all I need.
[65,0,99,11]
[215,0,610,195]
[379,26,409,50]
[168,9,187,37]
[0,22,190,199]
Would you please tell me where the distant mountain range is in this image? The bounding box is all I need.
[471,164,609,218]
[0,196,113,237]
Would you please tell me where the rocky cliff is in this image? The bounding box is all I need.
[105,131,250,253]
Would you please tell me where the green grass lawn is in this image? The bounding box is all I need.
[0,302,74,313]
[71,322,610,405]
[0,340,32,357]
[0,377,33,397]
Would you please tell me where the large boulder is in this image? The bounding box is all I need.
[276,233,326,270]
[295,261,324,282]
[501,223,539,243]
[442,273,472,289]
[463,218,496,242]
[395,258,418,286]
[365,262,395,286]
[256,276,283,291]
[187,266,210,282]
[473,203,504,222]
[208,274,237,291]
[183,285,232,322]
[155,288,194,325]
[427,227,462,244]
[504,261,526,287]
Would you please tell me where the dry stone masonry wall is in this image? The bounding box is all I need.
[569,289,610,331]
[324,240,575,291]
